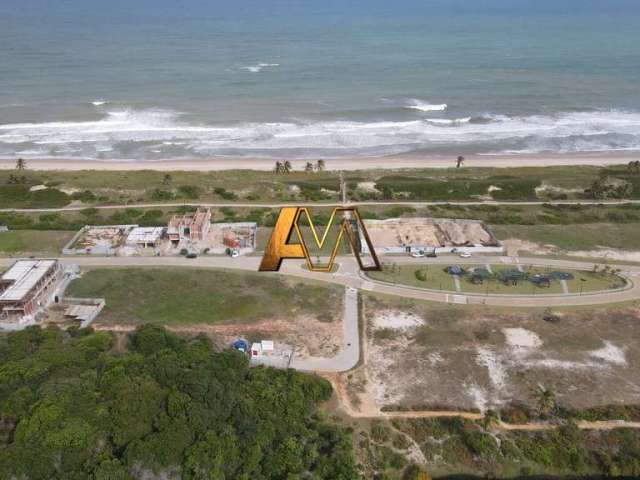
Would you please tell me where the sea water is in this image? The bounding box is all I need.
[0,0,639,161]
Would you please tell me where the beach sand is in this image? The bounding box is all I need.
[0,152,637,171]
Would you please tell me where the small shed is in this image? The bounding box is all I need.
[251,342,262,357]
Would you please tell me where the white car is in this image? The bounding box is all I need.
[230,249,240,258]
[410,250,425,258]
[459,252,472,258]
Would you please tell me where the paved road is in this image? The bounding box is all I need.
[3,198,640,213]
[290,287,359,372]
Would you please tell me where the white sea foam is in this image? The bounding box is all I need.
[91,100,107,106]
[406,99,448,112]
[426,117,471,126]
[1,108,640,159]
[242,63,280,73]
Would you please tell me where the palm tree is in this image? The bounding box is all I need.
[15,158,26,171]
[315,159,325,172]
[273,161,283,174]
[533,385,556,416]
[456,155,464,168]
[305,162,314,172]
[283,160,292,173]
[162,174,172,186]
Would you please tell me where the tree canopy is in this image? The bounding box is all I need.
[0,325,358,479]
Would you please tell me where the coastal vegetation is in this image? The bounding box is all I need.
[0,325,357,479]
[2,163,640,208]
[355,416,640,477]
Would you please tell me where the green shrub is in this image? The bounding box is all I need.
[150,189,175,201]
[0,185,70,208]
[70,190,97,202]
[177,185,201,199]
[213,187,238,200]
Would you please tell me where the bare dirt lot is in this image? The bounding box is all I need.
[363,294,640,413]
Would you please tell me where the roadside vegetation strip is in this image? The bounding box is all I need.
[4,198,640,213]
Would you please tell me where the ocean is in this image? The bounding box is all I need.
[1,0,639,161]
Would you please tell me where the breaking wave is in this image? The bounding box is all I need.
[241,63,280,73]
[405,99,448,112]
[1,108,640,159]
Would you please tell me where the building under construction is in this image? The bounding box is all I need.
[0,259,61,321]
[209,222,258,254]
[361,218,502,254]
[167,208,211,245]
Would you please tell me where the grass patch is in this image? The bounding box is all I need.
[0,230,75,255]
[368,264,456,291]
[492,223,640,250]
[66,267,343,325]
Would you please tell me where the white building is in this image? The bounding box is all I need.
[126,227,165,248]
[0,260,61,322]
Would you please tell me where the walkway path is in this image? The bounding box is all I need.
[290,287,359,372]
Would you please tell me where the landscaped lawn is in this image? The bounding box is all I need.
[366,264,624,295]
[368,264,456,292]
[0,230,75,255]
[66,267,343,325]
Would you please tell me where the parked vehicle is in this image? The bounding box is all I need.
[459,252,472,258]
[410,250,425,258]
[186,252,198,259]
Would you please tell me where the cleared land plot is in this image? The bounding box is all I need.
[364,294,640,414]
[0,230,75,255]
[367,264,623,295]
[66,267,343,326]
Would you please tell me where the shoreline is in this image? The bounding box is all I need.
[0,152,637,171]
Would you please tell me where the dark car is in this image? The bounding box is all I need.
[186,253,198,259]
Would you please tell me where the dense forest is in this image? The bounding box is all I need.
[0,325,358,479]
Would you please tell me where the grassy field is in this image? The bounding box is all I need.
[492,223,640,250]
[66,267,343,325]
[0,230,75,255]
[366,263,624,295]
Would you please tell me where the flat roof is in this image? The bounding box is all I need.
[0,260,57,302]
[126,227,164,244]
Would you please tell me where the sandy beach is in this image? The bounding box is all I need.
[0,152,637,171]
